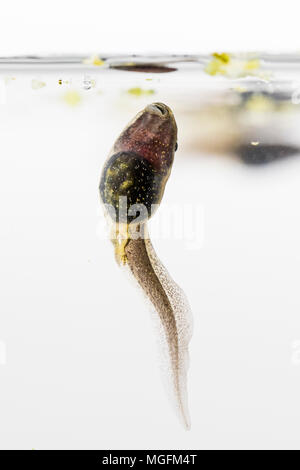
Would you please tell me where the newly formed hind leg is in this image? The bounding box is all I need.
[110,223,130,265]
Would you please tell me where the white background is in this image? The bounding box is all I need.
[1,0,300,451]
[0,0,299,56]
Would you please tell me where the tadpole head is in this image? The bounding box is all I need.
[100,103,178,224]
[113,102,178,175]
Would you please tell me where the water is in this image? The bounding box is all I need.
[1,54,300,449]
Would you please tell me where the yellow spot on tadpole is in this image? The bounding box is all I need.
[127,87,155,97]
[82,55,105,66]
[120,180,133,191]
[63,90,81,106]
[119,162,128,170]
[31,79,46,90]
[251,141,260,146]
[107,167,118,177]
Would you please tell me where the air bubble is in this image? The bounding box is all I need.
[82,76,95,90]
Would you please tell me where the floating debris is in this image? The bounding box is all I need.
[63,90,81,106]
[111,63,177,73]
[58,78,72,86]
[245,94,275,112]
[205,52,267,79]
[238,92,293,113]
[4,76,16,85]
[234,86,248,93]
[127,87,155,97]
[82,76,96,90]
[31,79,46,90]
[82,55,105,66]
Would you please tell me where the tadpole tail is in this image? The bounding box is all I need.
[125,224,192,429]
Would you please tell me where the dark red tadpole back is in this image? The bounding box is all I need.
[113,103,177,175]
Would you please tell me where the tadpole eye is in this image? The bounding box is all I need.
[175,142,178,152]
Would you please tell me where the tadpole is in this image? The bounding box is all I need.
[99,103,192,429]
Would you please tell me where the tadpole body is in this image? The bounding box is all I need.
[99,103,192,429]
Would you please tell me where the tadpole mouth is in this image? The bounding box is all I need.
[154,103,167,114]
[147,102,169,116]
